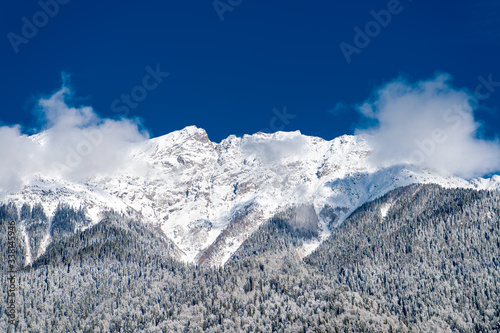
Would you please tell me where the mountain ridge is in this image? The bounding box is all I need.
[2,126,499,266]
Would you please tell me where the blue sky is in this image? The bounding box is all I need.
[1,0,500,143]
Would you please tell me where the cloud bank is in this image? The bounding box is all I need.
[0,79,149,193]
[2,72,499,194]
[355,73,500,179]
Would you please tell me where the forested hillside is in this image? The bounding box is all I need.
[1,184,499,332]
[306,185,500,332]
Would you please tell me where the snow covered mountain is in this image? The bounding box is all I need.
[2,126,500,266]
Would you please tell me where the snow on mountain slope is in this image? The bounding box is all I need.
[2,126,499,266]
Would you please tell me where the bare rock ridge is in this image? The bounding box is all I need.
[2,125,499,266]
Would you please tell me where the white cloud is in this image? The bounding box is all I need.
[241,134,307,164]
[328,102,351,116]
[355,73,500,179]
[0,78,149,193]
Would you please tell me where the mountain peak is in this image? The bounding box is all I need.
[3,127,500,266]
[249,130,303,139]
